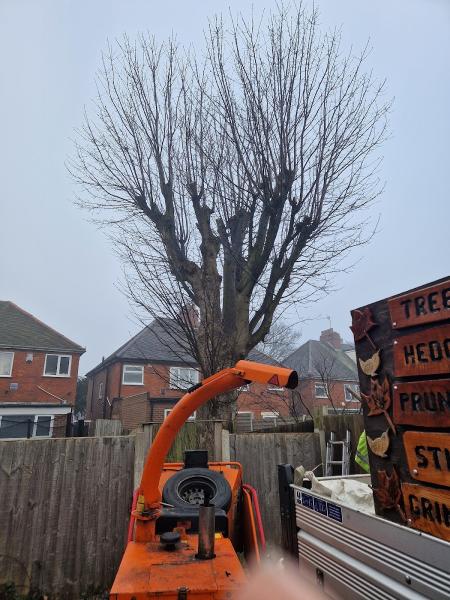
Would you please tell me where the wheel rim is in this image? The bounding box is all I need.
[177,476,217,506]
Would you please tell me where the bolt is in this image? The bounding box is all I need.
[393,322,397,327]
[412,469,418,475]
[407,519,412,526]
[394,385,398,390]
[394,340,398,345]
[405,575,411,585]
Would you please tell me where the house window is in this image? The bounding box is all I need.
[261,411,279,425]
[122,364,144,385]
[315,383,329,398]
[236,411,254,432]
[33,415,53,437]
[98,382,104,400]
[344,383,360,402]
[169,367,199,390]
[0,415,53,439]
[0,352,14,377]
[164,408,196,421]
[44,354,71,377]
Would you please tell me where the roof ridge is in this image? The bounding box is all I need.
[86,322,153,375]
[2,301,85,352]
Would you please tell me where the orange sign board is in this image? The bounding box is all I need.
[389,279,450,329]
[402,483,450,542]
[404,431,450,487]
[392,379,450,427]
[393,325,450,377]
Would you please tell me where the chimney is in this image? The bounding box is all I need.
[320,328,342,350]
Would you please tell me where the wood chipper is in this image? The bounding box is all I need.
[110,360,298,599]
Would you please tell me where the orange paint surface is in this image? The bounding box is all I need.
[110,537,246,599]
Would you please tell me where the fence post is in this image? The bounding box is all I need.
[134,423,154,488]
[221,429,230,461]
[213,421,223,461]
[278,464,298,558]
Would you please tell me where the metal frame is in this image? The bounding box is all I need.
[325,430,351,476]
[293,480,450,599]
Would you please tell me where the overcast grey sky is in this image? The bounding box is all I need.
[1,0,449,374]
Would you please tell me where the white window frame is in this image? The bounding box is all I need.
[236,411,254,432]
[169,366,199,390]
[43,354,72,377]
[0,351,14,377]
[344,383,360,402]
[0,414,54,439]
[261,411,279,425]
[315,382,329,398]
[122,364,144,385]
[164,408,196,421]
[261,411,279,419]
[32,415,54,438]
[98,381,104,400]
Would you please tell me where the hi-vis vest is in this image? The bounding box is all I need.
[355,431,370,473]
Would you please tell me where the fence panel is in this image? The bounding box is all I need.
[94,418,123,437]
[133,421,223,485]
[0,436,134,598]
[229,432,320,547]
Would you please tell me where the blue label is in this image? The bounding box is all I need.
[301,492,314,510]
[327,502,343,523]
[313,497,328,515]
[298,491,343,524]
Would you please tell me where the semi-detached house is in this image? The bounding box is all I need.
[85,318,291,431]
[0,301,85,438]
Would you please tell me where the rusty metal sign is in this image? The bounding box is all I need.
[393,324,450,377]
[402,483,450,542]
[389,279,450,329]
[403,431,450,487]
[393,379,450,427]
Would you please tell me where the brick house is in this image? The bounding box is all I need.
[85,318,291,431]
[284,328,360,414]
[0,301,85,438]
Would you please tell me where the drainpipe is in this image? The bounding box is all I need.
[105,365,111,418]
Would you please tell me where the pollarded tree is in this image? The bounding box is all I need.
[71,4,389,420]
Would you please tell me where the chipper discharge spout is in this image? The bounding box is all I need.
[110,360,298,599]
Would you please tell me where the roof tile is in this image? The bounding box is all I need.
[0,301,85,353]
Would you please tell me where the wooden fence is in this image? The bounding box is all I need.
[0,436,134,599]
[230,432,321,547]
[132,420,224,488]
[0,421,337,596]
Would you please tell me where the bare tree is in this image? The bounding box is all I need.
[313,352,340,414]
[241,384,314,424]
[256,321,301,363]
[71,3,389,420]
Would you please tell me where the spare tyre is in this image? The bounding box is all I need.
[162,467,232,510]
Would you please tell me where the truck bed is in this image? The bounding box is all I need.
[292,477,450,599]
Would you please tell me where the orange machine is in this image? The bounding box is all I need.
[110,360,298,599]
